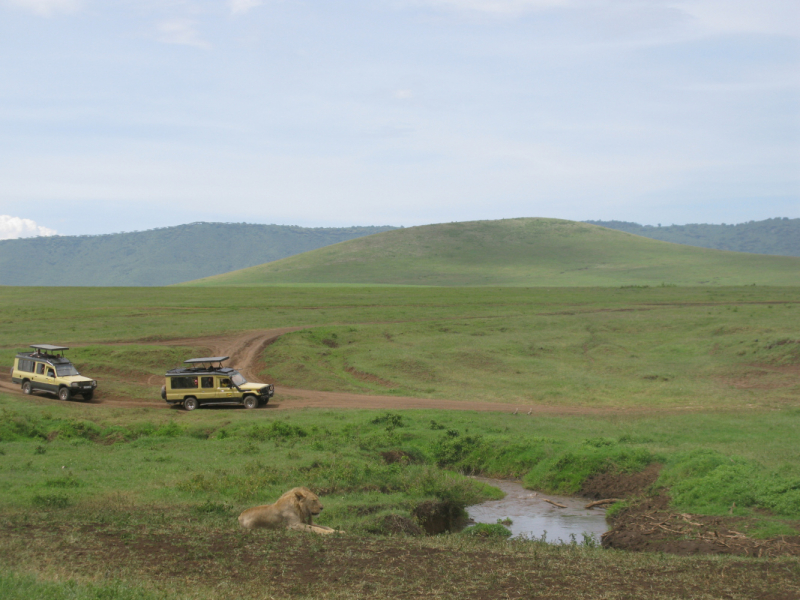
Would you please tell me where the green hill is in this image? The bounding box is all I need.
[586,218,800,256]
[184,218,800,287]
[0,222,396,286]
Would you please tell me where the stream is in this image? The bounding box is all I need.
[466,477,609,543]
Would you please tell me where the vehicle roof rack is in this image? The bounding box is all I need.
[184,356,229,364]
[30,344,69,352]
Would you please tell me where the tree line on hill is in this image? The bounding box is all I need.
[586,218,799,257]
[0,222,396,286]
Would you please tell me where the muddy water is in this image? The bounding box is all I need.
[467,477,609,543]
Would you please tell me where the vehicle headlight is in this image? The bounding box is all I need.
[92,381,97,387]
[71,382,79,387]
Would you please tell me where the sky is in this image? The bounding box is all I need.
[0,0,798,238]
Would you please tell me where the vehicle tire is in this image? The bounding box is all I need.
[82,391,94,401]
[243,395,257,409]
[21,381,32,395]
[58,387,71,402]
[183,397,198,411]
[160,385,166,400]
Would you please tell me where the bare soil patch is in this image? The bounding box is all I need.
[584,467,800,558]
[604,495,800,558]
[581,463,662,500]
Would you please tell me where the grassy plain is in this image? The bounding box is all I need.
[186,219,800,287]
[0,284,799,598]
[1,284,796,408]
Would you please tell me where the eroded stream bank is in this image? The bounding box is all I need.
[467,477,608,543]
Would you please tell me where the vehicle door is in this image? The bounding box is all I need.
[216,377,236,399]
[43,365,58,393]
[198,376,216,401]
[31,361,47,391]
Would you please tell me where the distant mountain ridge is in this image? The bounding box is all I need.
[185,218,800,287]
[0,222,396,286]
[585,218,799,257]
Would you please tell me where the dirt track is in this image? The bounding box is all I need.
[0,328,617,415]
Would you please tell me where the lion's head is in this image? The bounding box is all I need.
[290,487,324,521]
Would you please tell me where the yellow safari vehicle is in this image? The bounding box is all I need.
[161,356,274,411]
[10,344,98,401]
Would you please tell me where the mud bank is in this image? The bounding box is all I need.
[582,465,800,557]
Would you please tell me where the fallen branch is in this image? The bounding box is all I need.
[543,498,567,508]
[585,498,624,509]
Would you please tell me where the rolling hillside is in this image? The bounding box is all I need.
[185,218,800,287]
[587,217,800,256]
[0,222,395,286]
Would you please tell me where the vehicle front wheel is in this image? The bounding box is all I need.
[243,396,257,409]
[82,391,94,401]
[58,387,71,402]
[21,381,32,395]
[183,397,198,411]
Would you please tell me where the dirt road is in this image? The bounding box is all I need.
[0,328,624,415]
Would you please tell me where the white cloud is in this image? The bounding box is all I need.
[0,215,57,240]
[229,0,263,15]
[156,18,210,48]
[672,0,800,37]
[406,0,568,15]
[405,0,800,37]
[5,0,81,16]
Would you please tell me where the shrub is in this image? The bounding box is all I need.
[432,431,485,467]
[248,421,308,441]
[462,523,511,539]
[659,449,800,517]
[370,413,405,430]
[524,445,656,495]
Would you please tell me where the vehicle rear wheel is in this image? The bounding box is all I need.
[243,395,257,409]
[21,381,32,395]
[82,391,94,401]
[183,397,198,411]
[58,387,71,401]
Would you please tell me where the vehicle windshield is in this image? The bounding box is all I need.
[55,364,80,377]
[231,371,247,386]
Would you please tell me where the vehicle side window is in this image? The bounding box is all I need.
[201,376,214,388]
[18,359,34,372]
[220,378,231,387]
[47,368,55,378]
[35,362,45,375]
[170,376,198,390]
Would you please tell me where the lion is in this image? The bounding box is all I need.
[238,487,341,535]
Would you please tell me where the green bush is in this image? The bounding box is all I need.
[523,444,656,495]
[431,431,485,467]
[461,523,511,539]
[248,421,308,441]
[659,450,800,517]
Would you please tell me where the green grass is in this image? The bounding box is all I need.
[1,283,799,598]
[259,297,800,408]
[184,218,800,287]
[1,394,798,523]
[0,573,172,600]
[1,285,797,410]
